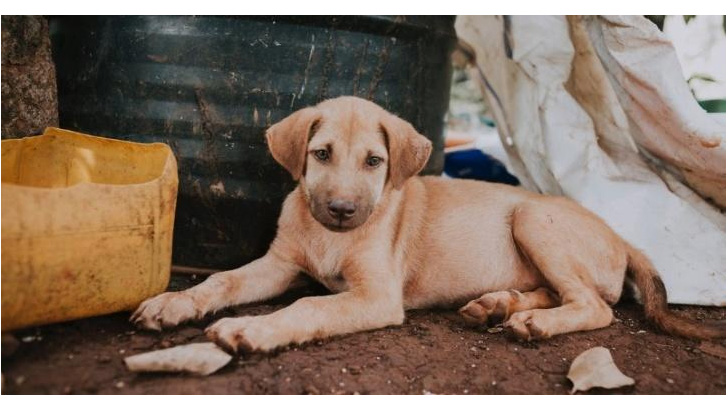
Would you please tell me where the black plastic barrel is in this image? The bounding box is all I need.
[49,16,456,269]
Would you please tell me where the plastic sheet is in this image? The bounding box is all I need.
[456,15,725,306]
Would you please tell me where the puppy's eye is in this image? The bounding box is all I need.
[313,149,330,162]
[366,156,383,167]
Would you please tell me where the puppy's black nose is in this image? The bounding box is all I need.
[327,199,357,220]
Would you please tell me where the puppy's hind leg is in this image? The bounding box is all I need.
[503,204,617,340]
[459,287,559,326]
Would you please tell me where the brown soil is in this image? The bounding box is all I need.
[2,275,725,395]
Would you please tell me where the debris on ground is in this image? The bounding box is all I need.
[698,341,726,359]
[567,346,635,393]
[124,342,231,376]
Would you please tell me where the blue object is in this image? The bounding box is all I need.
[444,149,520,186]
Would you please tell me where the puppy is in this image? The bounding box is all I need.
[132,96,724,352]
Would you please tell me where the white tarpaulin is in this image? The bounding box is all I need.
[456,15,725,306]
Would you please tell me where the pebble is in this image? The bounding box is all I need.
[118,349,126,355]
[15,376,26,386]
[667,378,675,384]
[304,385,320,394]
[115,381,125,389]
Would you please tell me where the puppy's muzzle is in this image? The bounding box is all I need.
[327,199,357,221]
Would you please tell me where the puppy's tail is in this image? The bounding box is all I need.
[626,244,725,340]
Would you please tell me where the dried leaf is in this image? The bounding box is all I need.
[124,342,231,376]
[567,347,634,393]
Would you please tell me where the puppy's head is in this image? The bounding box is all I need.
[266,96,432,232]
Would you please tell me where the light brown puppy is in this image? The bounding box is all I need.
[132,96,724,352]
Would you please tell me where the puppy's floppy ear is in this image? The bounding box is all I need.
[380,113,432,189]
[265,107,322,180]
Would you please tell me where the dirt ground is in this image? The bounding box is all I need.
[2,275,725,395]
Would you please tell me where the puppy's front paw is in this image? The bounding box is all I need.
[205,317,278,354]
[130,292,200,331]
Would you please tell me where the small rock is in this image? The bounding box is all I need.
[118,349,126,355]
[487,327,503,334]
[1,334,20,358]
[115,381,125,389]
[304,384,320,394]
[15,376,25,386]
[666,378,674,384]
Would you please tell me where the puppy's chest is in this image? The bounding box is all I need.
[301,237,350,293]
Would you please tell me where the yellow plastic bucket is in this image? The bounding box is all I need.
[1,127,178,331]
